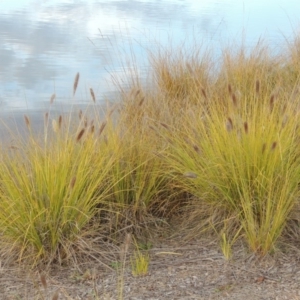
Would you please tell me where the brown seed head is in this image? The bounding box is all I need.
[73,72,80,96]
[160,122,169,130]
[138,97,145,106]
[149,125,156,132]
[255,80,260,94]
[271,141,277,150]
[228,84,233,95]
[24,115,30,128]
[270,94,275,111]
[70,177,76,189]
[90,88,96,103]
[9,146,19,150]
[124,233,131,253]
[201,87,207,99]
[193,144,201,153]
[40,273,47,289]
[58,115,62,130]
[262,143,266,154]
[76,128,85,142]
[79,109,83,120]
[244,121,248,134]
[231,93,237,107]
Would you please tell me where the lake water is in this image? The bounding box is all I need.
[1,0,300,118]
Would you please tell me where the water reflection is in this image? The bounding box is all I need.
[0,0,299,113]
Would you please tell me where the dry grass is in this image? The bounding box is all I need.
[2,33,300,298]
[115,35,300,256]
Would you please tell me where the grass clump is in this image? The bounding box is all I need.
[115,36,300,256]
[0,111,116,265]
[2,33,300,279]
[156,62,300,255]
[130,248,150,277]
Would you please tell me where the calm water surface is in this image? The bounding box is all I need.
[0,0,300,116]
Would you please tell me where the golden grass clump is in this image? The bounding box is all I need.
[114,34,300,256]
[0,110,118,265]
[2,33,300,271]
[159,77,300,255]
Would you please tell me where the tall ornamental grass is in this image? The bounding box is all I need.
[0,111,116,264]
[114,38,300,255]
[160,77,300,255]
[1,34,300,268]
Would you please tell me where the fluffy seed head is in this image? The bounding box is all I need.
[90,88,96,103]
[270,94,275,111]
[40,273,47,289]
[228,84,233,95]
[76,128,85,142]
[24,115,30,128]
[73,72,80,96]
[149,125,156,132]
[244,121,248,134]
[255,80,260,94]
[201,87,207,99]
[231,93,237,107]
[58,115,62,130]
[139,97,145,106]
[271,141,277,150]
[70,177,76,189]
[193,144,201,153]
[124,233,131,253]
[160,122,169,130]
[120,233,131,262]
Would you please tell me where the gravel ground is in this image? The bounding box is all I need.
[1,237,300,300]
